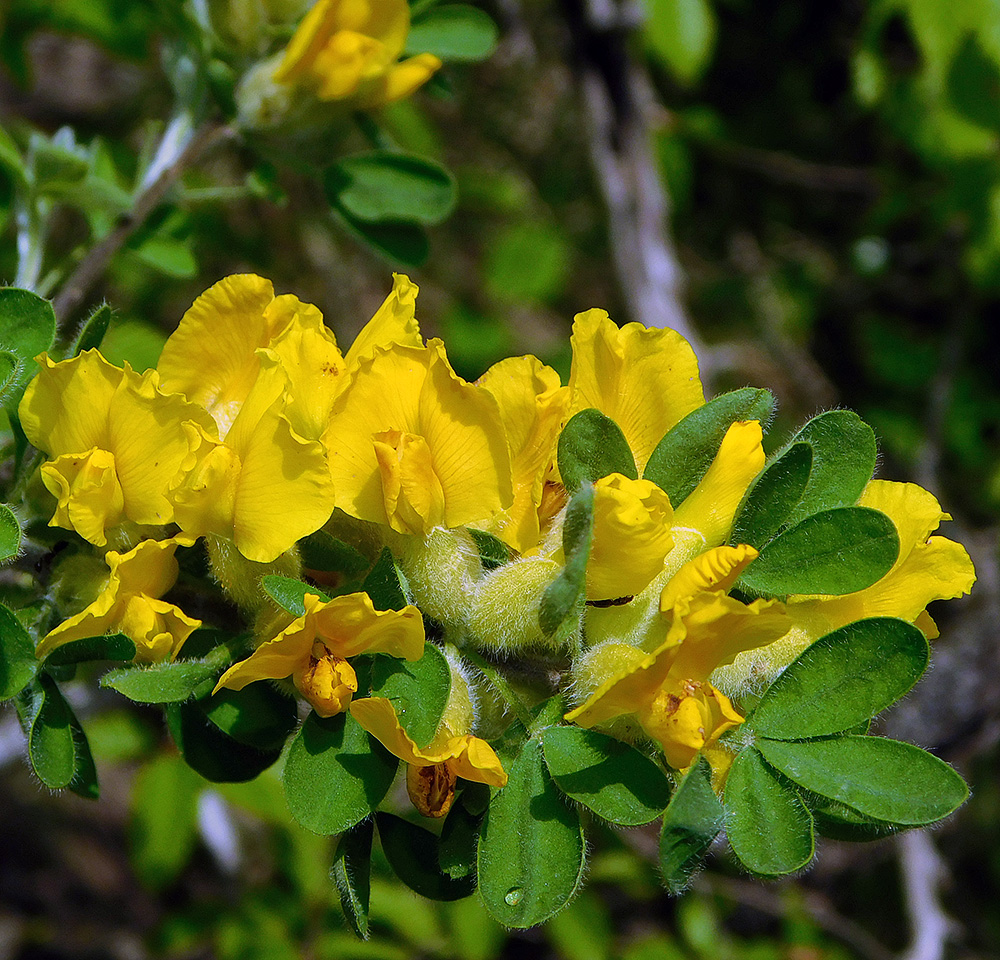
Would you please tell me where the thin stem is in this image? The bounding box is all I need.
[51,121,234,325]
[463,648,534,729]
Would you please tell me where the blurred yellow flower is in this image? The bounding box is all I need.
[35,538,200,663]
[274,0,441,109]
[216,592,424,717]
[350,695,507,817]
[19,351,217,547]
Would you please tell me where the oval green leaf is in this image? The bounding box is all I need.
[335,208,430,267]
[0,601,38,699]
[101,660,219,703]
[261,575,331,617]
[730,442,813,549]
[0,287,57,391]
[440,781,491,879]
[369,642,451,748]
[659,756,724,894]
[749,618,929,740]
[327,152,456,226]
[557,408,637,492]
[737,506,899,597]
[71,303,112,357]
[362,547,411,611]
[18,672,77,789]
[779,410,877,526]
[44,633,136,666]
[299,530,371,577]
[200,683,298,752]
[478,738,585,928]
[377,812,476,901]
[283,710,398,835]
[541,725,672,826]
[406,5,499,61]
[332,820,374,939]
[644,388,775,508]
[756,736,969,826]
[723,746,814,876]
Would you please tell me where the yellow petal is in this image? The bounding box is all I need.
[567,309,704,474]
[344,273,422,368]
[660,544,759,613]
[157,275,315,437]
[18,351,123,456]
[479,355,569,553]
[587,474,674,601]
[312,591,425,659]
[447,734,508,788]
[673,421,765,548]
[274,0,338,83]
[858,479,951,563]
[373,429,446,534]
[294,653,358,717]
[41,449,124,546]
[639,680,742,769]
[326,340,512,531]
[357,53,442,107]
[169,423,242,543]
[118,595,201,663]
[313,30,386,99]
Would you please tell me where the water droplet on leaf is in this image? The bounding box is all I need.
[504,887,523,906]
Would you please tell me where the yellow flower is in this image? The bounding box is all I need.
[727,480,978,685]
[274,0,441,108]
[35,538,201,663]
[157,274,332,440]
[18,351,217,547]
[168,362,335,563]
[568,547,789,769]
[215,592,424,717]
[344,272,422,368]
[324,339,513,535]
[478,355,569,554]
[350,695,508,817]
[587,474,674,601]
[566,309,705,475]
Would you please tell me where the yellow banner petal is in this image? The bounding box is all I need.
[660,544,759,613]
[344,273,422,368]
[42,449,124,547]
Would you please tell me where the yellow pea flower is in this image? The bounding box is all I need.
[568,546,789,769]
[350,695,508,817]
[157,274,332,439]
[478,355,569,554]
[215,592,424,717]
[168,360,335,563]
[725,479,978,685]
[274,0,442,109]
[18,351,217,547]
[587,474,674,601]
[567,309,705,475]
[324,339,513,535]
[35,538,201,663]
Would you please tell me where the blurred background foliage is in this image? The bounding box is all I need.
[1,0,999,958]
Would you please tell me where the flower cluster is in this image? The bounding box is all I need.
[22,272,976,818]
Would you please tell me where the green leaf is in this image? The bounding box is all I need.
[200,683,298,752]
[539,482,594,642]
[327,152,456,226]
[749,618,929,740]
[808,796,900,843]
[101,659,218,703]
[67,720,99,800]
[541,726,672,826]
[129,753,202,890]
[557,409,637,493]
[43,633,136,666]
[478,738,585,928]
[166,700,282,783]
[947,36,1000,133]
[16,672,79,789]
[283,711,398,835]
[0,124,26,184]
[643,388,775,508]
[377,813,476,901]
[643,0,717,86]
[369,642,451,747]
[779,410,877,527]
[262,575,331,617]
[468,528,511,571]
[730,442,812,549]
[0,287,57,393]
[332,820,374,940]
[659,756,725,894]
[756,736,969,826]
[737,506,899,597]
[299,530,371,577]
[70,303,112,356]
[440,781,490,879]
[0,601,38,699]
[723,747,814,876]
[406,5,499,61]
[363,547,410,611]
[334,208,430,268]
